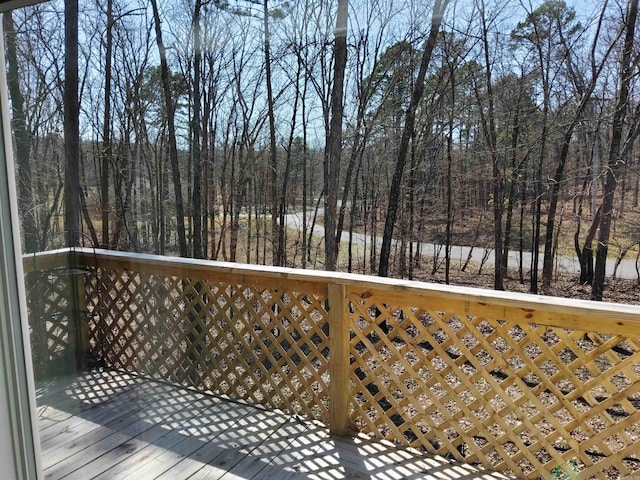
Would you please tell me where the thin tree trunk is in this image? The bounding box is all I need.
[277,55,302,267]
[407,150,416,280]
[202,96,210,259]
[478,0,504,290]
[262,0,279,266]
[150,0,187,257]
[192,0,203,259]
[335,63,376,250]
[501,82,525,279]
[378,0,448,277]
[111,146,136,249]
[348,159,362,273]
[543,126,589,289]
[518,171,526,284]
[101,0,113,248]
[3,12,38,253]
[593,0,639,300]
[445,61,455,285]
[301,72,309,269]
[209,118,218,260]
[80,188,99,246]
[64,0,80,247]
[324,0,348,271]
[576,166,600,284]
[309,188,324,265]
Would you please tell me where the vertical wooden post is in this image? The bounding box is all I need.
[75,273,89,366]
[328,283,349,436]
[71,250,89,370]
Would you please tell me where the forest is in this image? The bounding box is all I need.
[4,0,640,301]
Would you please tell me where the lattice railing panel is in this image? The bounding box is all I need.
[24,271,79,377]
[69,249,640,479]
[87,265,330,420]
[346,290,640,479]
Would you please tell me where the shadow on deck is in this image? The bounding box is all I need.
[36,370,513,480]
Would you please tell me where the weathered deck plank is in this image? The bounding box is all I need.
[152,409,291,480]
[92,397,238,479]
[36,370,138,430]
[37,371,513,479]
[130,399,288,479]
[39,378,156,449]
[43,382,192,478]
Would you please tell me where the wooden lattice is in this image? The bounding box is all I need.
[24,268,79,377]
[86,263,330,420]
[347,289,640,479]
[68,249,640,480]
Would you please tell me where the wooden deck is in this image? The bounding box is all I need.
[36,370,512,480]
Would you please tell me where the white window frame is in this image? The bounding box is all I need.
[0,11,42,479]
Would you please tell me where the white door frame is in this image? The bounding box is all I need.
[0,11,42,480]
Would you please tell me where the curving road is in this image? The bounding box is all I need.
[282,210,639,280]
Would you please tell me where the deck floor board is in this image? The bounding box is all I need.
[42,380,192,477]
[36,371,513,479]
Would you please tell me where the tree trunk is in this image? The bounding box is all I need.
[277,55,302,267]
[529,63,550,293]
[335,42,378,251]
[3,12,38,253]
[378,0,448,277]
[501,81,526,279]
[518,169,526,284]
[192,0,203,259]
[301,70,309,269]
[542,97,600,289]
[445,64,455,285]
[101,0,113,248]
[348,159,362,274]
[262,0,280,266]
[476,0,504,290]
[150,0,187,257]
[64,0,80,247]
[593,0,639,300]
[576,168,601,285]
[324,0,348,271]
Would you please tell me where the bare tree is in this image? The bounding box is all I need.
[261,0,280,266]
[324,0,348,271]
[536,1,610,291]
[593,0,640,300]
[64,0,80,247]
[150,0,187,257]
[100,0,113,247]
[192,0,204,259]
[3,12,38,253]
[378,0,449,278]
[335,1,397,260]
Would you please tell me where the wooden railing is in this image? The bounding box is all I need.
[25,248,640,479]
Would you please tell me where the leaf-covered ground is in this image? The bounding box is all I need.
[405,267,640,306]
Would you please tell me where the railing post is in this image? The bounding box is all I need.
[70,250,89,370]
[328,283,349,436]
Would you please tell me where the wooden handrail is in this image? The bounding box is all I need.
[70,248,640,336]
